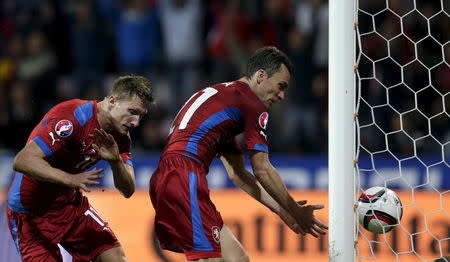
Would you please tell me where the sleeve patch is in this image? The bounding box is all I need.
[258,112,269,129]
[126,159,133,167]
[40,118,49,130]
[55,120,74,137]
[252,143,269,153]
[73,102,94,126]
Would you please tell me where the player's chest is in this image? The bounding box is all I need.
[52,130,100,171]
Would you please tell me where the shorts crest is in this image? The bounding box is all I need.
[211,226,220,244]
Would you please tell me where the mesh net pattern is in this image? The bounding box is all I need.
[355,0,450,261]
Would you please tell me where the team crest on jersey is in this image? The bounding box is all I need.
[211,226,221,244]
[258,112,269,129]
[55,120,73,137]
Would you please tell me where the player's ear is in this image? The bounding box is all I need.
[108,95,117,108]
[256,69,266,85]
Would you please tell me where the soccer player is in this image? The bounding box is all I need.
[149,46,328,261]
[6,76,154,262]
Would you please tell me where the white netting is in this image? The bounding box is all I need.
[355,0,450,261]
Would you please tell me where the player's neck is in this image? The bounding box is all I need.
[239,77,265,105]
[96,100,112,131]
[238,77,257,92]
[238,77,251,86]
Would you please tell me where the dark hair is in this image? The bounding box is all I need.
[109,75,155,104]
[244,46,293,78]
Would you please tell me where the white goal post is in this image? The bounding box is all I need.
[328,0,357,261]
[329,0,450,261]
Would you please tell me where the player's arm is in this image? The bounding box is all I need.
[249,150,328,237]
[220,153,281,213]
[108,158,135,198]
[90,129,135,198]
[249,151,300,213]
[13,141,103,191]
[221,153,304,234]
[217,139,275,207]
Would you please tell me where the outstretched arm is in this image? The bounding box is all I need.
[220,153,280,213]
[249,151,328,237]
[221,153,304,234]
[90,129,135,198]
[13,141,103,192]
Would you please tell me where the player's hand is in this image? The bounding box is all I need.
[89,129,120,162]
[67,168,104,192]
[292,202,328,238]
[278,207,304,235]
[277,200,308,235]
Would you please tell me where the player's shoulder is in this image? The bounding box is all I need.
[215,81,265,109]
[211,81,252,102]
[51,99,90,110]
[48,99,96,125]
[212,81,249,91]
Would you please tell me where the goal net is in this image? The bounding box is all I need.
[355,0,450,261]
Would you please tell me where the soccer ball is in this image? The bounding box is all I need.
[357,186,403,234]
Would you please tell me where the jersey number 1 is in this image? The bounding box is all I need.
[176,87,218,130]
[84,207,107,227]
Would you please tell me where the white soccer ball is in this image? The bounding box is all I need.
[357,186,403,234]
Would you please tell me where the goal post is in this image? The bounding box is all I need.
[328,0,357,261]
[329,0,450,261]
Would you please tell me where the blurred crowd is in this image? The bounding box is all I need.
[0,0,330,153]
[0,0,447,155]
[357,0,449,158]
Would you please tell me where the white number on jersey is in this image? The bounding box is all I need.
[84,207,105,225]
[169,87,218,134]
[84,207,109,230]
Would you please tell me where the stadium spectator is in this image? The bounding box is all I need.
[252,0,290,48]
[99,0,161,77]
[295,0,328,72]
[282,24,320,152]
[17,30,58,116]
[36,0,71,74]
[160,0,203,113]
[0,34,24,87]
[5,81,35,149]
[0,0,446,155]
[70,0,109,99]
[206,0,252,83]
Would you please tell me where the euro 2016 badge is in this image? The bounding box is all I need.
[55,120,74,137]
[258,112,269,129]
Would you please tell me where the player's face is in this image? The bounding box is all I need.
[259,64,290,107]
[109,95,149,134]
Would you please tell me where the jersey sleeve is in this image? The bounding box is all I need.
[116,134,133,167]
[30,110,79,157]
[243,110,269,153]
[120,152,133,167]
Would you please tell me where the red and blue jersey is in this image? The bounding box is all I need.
[164,81,269,167]
[7,99,132,213]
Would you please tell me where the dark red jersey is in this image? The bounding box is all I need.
[164,81,269,167]
[7,99,132,213]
